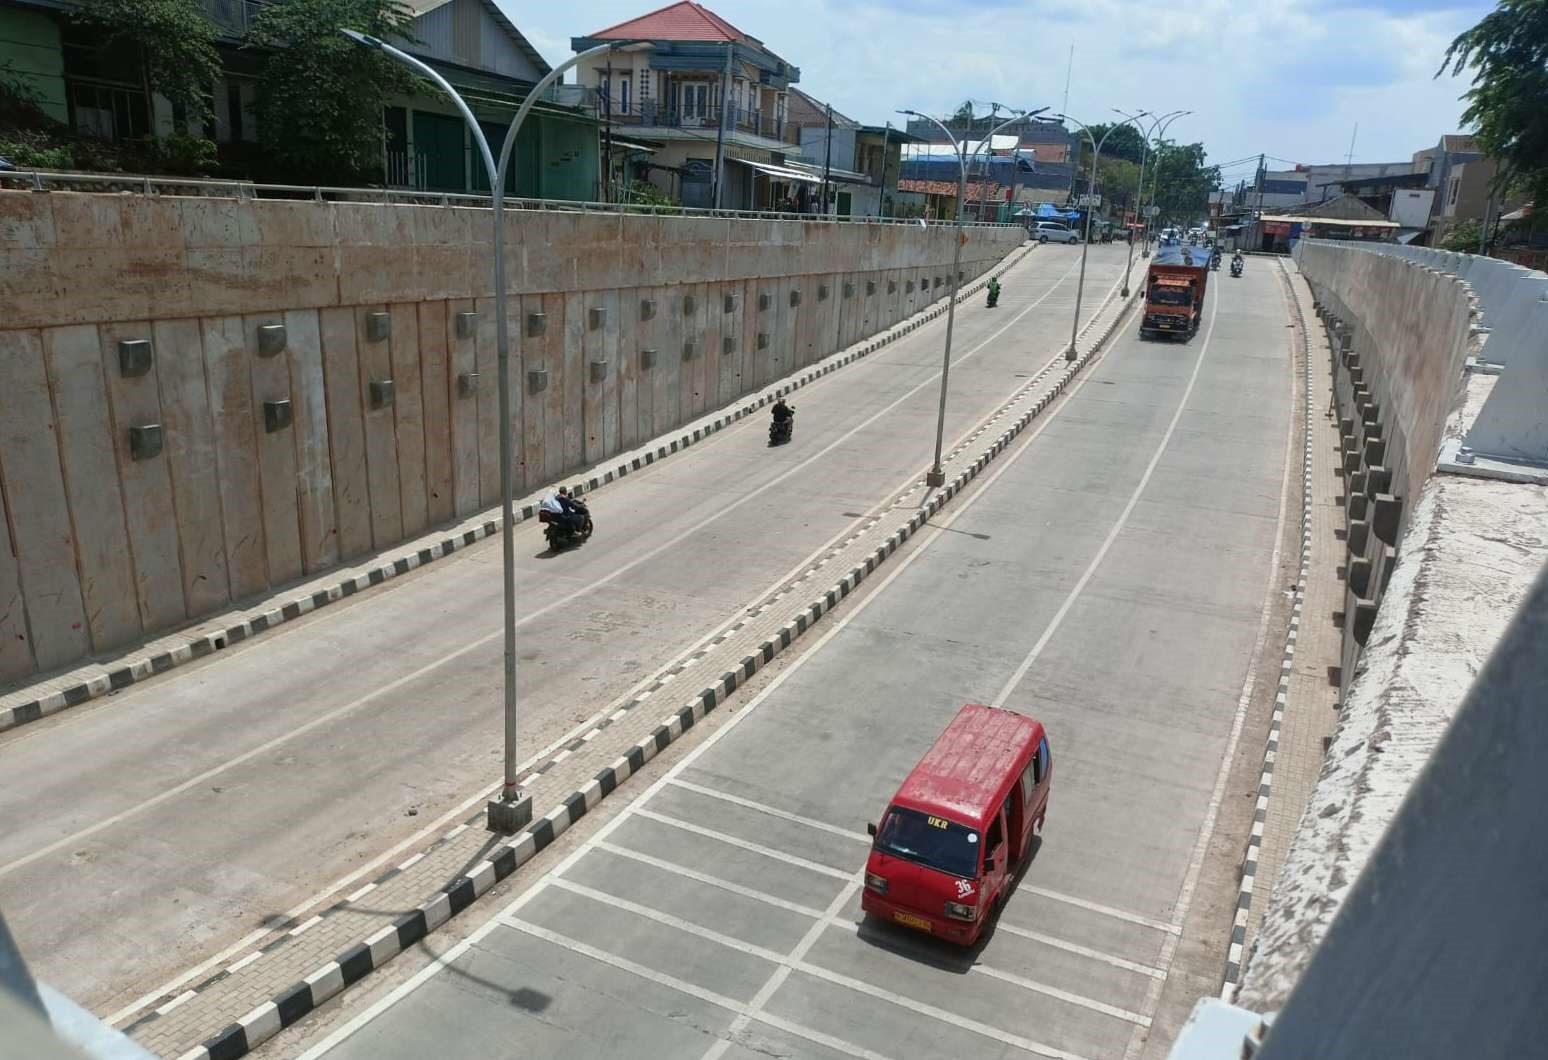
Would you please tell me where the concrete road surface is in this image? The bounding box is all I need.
[299,265,1294,1059]
[0,244,1133,1016]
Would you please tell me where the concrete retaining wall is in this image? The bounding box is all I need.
[0,192,1021,682]
[1293,242,1477,681]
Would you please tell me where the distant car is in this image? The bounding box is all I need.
[1030,221,1079,244]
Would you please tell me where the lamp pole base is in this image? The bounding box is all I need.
[487,792,533,834]
[925,468,945,487]
[1064,345,1077,362]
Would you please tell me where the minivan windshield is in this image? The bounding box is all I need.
[875,806,981,879]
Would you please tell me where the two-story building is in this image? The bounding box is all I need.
[0,0,599,198]
[572,1,804,210]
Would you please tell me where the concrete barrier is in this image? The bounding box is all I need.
[0,192,1021,683]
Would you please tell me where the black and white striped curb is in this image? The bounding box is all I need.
[122,263,1125,1038]
[1221,263,1316,995]
[1,246,1037,737]
[170,277,1139,1060]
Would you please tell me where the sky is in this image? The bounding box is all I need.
[501,0,1497,184]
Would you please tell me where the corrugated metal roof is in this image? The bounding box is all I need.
[587,0,746,43]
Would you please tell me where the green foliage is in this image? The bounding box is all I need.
[1441,0,1548,204]
[1084,122,1147,165]
[623,179,675,207]
[75,0,222,124]
[1150,142,1221,225]
[1095,156,1143,211]
[246,0,418,185]
[1,62,216,175]
[1439,218,1485,251]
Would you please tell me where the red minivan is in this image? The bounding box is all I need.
[862,703,1051,945]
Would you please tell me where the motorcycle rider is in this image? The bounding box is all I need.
[986,277,1001,307]
[542,487,585,533]
[772,398,793,426]
[1232,249,1245,269]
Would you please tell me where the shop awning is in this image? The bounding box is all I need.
[730,158,823,185]
[1259,214,1399,228]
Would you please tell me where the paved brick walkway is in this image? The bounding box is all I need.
[1237,263,1342,978]
[127,275,1135,1060]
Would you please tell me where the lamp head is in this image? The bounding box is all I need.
[340,28,384,49]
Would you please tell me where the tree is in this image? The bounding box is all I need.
[246,0,418,185]
[1440,0,1548,204]
[1082,122,1147,165]
[1150,142,1221,225]
[75,0,222,125]
[1439,218,1485,251]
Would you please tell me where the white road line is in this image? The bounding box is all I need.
[701,875,866,1060]
[994,923,1166,979]
[793,949,1095,1060]
[990,285,1223,711]
[296,274,1129,1057]
[1121,274,1296,1060]
[592,841,827,919]
[632,808,852,881]
[540,878,789,964]
[666,778,872,843]
[1022,886,1181,935]
[15,255,1091,889]
[501,918,891,1060]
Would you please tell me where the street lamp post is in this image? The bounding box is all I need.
[899,105,1045,487]
[1055,113,1123,362]
[1142,111,1189,256]
[344,31,618,834]
[1111,108,1153,297]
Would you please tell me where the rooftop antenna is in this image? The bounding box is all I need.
[1061,44,1073,119]
[1346,122,1358,168]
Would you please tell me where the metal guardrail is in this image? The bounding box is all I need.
[0,169,1019,228]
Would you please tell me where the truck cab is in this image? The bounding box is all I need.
[1140,244,1209,340]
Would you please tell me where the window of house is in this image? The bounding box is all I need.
[618,76,631,115]
[1449,178,1460,206]
[680,82,710,122]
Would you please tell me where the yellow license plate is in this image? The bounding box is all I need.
[893,911,932,932]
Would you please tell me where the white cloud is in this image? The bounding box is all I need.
[500,0,1492,167]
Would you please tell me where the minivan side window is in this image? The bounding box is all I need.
[1020,762,1036,807]
[1035,737,1051,783]
[986,811,1003,852]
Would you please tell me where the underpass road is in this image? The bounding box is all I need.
[298,262,1295,1060]
[0,243,1132,1015]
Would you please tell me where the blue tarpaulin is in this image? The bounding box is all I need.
[1151,243,1211,267]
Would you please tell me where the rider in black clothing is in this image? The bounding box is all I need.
[772,398,793,425]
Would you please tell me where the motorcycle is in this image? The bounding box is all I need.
[1230,257,1244,278]
[540,499,593,550]
[986,279,1001,308]
[769,406,795,446]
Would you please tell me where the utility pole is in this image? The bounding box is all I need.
[821,102,833,214]
[877,121,891,217]
[603,58,613,203]
[711,41,733,209]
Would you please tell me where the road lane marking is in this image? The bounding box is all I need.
[666,778,872,843]
[499,919,891,1060]
[990,284,1223,711]
[994,923,1167,978]
[110,252,1117,1031]
[294,265,1133,1058]
[539,878,790,963]
[1021,886,1181,935]
[632,808,853,881]
[39,254,1099,916]
[1121,270,1298,1058]
[592,841,827,919]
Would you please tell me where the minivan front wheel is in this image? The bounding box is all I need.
[1038,235,1049,244]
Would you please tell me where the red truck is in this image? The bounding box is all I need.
[1139,243,1210,340]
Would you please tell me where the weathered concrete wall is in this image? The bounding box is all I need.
[1294,242,1476,678]
[0,192,1021,681]
[1240,245,1548,1012]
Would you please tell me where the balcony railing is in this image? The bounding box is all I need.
[598,99,798,146]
